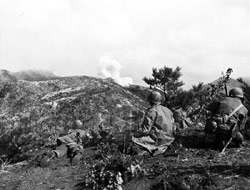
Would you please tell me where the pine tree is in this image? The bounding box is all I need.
[143,66,184,106]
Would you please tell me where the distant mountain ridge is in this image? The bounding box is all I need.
[0,69,58,83]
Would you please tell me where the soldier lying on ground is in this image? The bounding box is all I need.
[132,91,176,157]
[39,121,91,167]
[205,87,248,151]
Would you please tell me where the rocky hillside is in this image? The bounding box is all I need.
[0,76,148,161]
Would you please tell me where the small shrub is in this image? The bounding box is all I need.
[83,143,133,190]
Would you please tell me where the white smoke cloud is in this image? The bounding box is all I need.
[97,56,133,86]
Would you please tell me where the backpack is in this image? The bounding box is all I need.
[204,104,243,135]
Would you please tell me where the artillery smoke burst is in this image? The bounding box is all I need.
[97,56,133,86]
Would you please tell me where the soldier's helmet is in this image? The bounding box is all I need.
[147,91,162,104]
[229,87,244,99]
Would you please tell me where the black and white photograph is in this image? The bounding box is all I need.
[0,0,249,189]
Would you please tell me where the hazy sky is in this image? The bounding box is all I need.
[0,0,249,89]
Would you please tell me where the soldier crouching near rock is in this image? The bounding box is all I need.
[39,120,91,167]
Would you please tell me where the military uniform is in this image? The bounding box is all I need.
[40,129,89,167]
[173,108,193,130]
[208,96,248,148]
[53,129,88,158]
[132,104,175,155]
